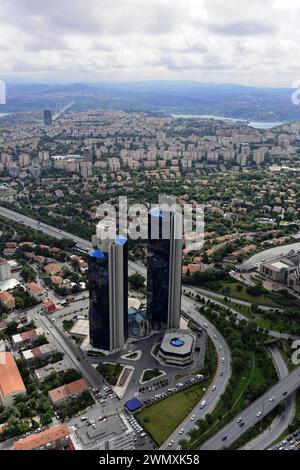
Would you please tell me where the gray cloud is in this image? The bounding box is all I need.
[208,21,275,36]
[0,0,299,86]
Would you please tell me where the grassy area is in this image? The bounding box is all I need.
[98,362,123,386]
[136,337,218,445]
[141,368,163,382]
[135,382,209,445]
[62,319,74,332]
[205,294,300,336]
[288,390,300,433]
[210,280,300,312]
[277,339,299,372]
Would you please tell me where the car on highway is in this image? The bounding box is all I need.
[179,428,184,434]
[239,421,245,427]
[269,396,275,402]
[221,357,225,363]
[222,435,227,441]
[256,411,262,417]
[212,385,216,391]
[190,415,195,421]
[282,391,288,396]
[219,370,223,376]
[168,440,174,447]
[236,417,242,423]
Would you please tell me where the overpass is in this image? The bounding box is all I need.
[201,364,300,450]
[52,101,75,121]
[0,206,90,251]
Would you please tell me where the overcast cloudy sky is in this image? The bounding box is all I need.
[0,0,299,86]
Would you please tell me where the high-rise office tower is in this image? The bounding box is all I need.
[43,110,52,125]
[147,196,182,331]
[88,225,128,351]
[83,147,93,163]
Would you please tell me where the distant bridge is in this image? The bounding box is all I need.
[52,100,75,121]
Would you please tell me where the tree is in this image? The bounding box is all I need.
[129,273,145,291]
[40,411,53,426]
[20,265,36,282]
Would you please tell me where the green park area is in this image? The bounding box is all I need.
[206,294,300,336]
[214,280,300,310]
[97,362,123,386]
[135,382,208,445]
[141,368,163,383]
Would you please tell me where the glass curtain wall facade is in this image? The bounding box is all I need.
[88,248,110,350]
[147,209,171,331]
[88,235,128,351]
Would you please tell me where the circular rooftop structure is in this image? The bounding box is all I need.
[170,337,185,347]
[158,330,195,366]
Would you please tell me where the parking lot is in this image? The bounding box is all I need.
[125,414,157,450]
[271,429,300,450]
[140,374,206,406]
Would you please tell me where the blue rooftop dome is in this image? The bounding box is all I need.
[115,235,128,245]
[170,337,185,347]
[88,248,107,260]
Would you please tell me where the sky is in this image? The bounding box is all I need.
[0,0,299,87]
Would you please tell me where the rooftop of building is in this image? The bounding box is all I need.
[75,413,132,448]
[34,360,69,381]
[0,291,14,301]
[13,424,69,450]
[160,329,195,356]
[0,278,19,291]
[12,327,44,344]
[22,343,56,360]
[69,319,89,337]
[26,282,43,292]
[0,352,26,399]
[0,258,9,265]
[48,378,88,403]
[114,235,128,246]
[262,250,300,271]
[88,248,107,260]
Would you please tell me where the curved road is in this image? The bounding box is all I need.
[243,242,300,267]
[160,296,231,450]
[200,364,300,450]
[242,344,295,450]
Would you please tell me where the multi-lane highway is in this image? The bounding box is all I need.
[242,344,295,450]
[201,364,300,450]
[160,302,231,449]
[0,206,91,251]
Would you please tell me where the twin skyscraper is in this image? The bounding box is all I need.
[88,196,183,352]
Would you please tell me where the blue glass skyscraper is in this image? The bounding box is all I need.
[147,199,182,331]
[88,232,128,351]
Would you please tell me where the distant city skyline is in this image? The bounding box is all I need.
[0,0,300,87]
